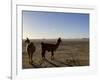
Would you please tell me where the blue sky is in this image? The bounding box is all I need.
[22,11,89,39]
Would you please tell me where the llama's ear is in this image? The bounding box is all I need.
[59,37,61,39]
[26,38,28,40]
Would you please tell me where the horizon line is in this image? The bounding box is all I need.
[22,38,89,40]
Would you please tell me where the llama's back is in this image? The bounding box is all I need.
[41,42,57,51]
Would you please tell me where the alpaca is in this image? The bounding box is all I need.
[25,38,36,64]
[41,37,62,60]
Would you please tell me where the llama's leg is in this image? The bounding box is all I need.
[39,50,45,65]
[51,51,54,60]
[30,53,33,64]
[28,53,31,64]
[42,50,46,60]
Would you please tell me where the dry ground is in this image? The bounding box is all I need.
[22,39,89,69]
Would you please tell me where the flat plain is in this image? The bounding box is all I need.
[22,39,89,69]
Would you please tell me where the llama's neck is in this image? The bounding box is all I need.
[56,41,60,49]
[26,44,28,53]
[26,42,30,53]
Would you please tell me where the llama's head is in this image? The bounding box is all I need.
[57,37,62,43]
[25,38,30,44]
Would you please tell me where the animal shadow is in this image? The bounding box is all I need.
[44,58,60,67]
[53,58,73,66]
[30,62,43,68]
[65,53,81,66]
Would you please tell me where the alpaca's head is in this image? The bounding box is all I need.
[25,38,30,44]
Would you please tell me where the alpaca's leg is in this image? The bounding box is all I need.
[51,51,54,60]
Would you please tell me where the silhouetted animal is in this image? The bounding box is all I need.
[41,37,62,60]
[25,38,36,64]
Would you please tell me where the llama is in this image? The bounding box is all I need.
[25,38,36,64]
[41,37,62,60]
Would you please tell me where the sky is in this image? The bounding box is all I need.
[22,11,89,39]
